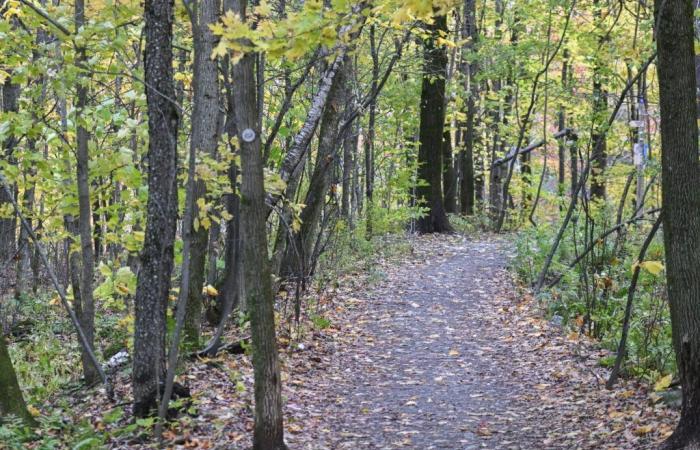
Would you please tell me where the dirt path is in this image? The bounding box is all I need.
[301,236,540,449]
[47,236,677,449]
[314,234,523,449]
[279,234,676,450]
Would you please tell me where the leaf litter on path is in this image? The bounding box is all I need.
[47,234,677,449]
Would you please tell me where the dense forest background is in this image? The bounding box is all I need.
[1,0,699,448]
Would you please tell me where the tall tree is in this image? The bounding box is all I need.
[365,24,378,239]
[557,48,569,189]
[0,65,19,266]
[132,0,180,416]
[416,12,452,233]
[232,0,286,447]
[459,0,478,215]
[184,0,221,347]
[590,0,607,201]
[341,123,358,223]
[74,0,98,385]
[656,0,700,447]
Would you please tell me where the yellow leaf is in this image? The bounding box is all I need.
[635,425,653,436]
[211,41,229,60]
[203,285,219,297]
[436,37,457,48]
[27,405,41,417]
[254,2,270,16]
[115,284,131,295]
[654,373,673,392]
[287,423,303,434]
[117,315,134,329]
[608,410,625,419]
[639,260,665,276]
[200,216,211,230]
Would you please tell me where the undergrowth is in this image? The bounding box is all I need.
[513,207,674,384]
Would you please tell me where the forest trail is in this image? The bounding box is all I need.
[316,236,534,449]
[275,235,676,450]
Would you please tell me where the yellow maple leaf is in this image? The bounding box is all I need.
[654,373,673,392]
[639,260,665,276]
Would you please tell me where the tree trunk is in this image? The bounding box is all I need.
[634,72,648,215]
[570,139,579,196]
[0,73,19,265]
[184,0,221,348]
[442,130,457,213]
[206,220,220,286]
[341,58,358,223]
[0,336,35,426]
[15,170,34,301]
[270,159,303,281]
[365,24,378,239]
[133,0,180,417]
[459,0,477,215]
[488,82,502,223]
[232,1,286,447]
[656,0,700,447]
[74,0,98,384]
[341,123,358,223]
[281,58,349,280]
[590,77,607,201]
[416,13,452,234]
[558,48,569,189]
[590,0,607,201]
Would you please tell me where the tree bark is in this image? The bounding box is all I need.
[74,0,98,384]
[15,169,34,302]
[341,56,359,224]
[232,1,286,447]
[656,0,700,447]
[416,13,452,234]
[281,58,349,281]
[459,0,477,215]
[184,0,221,348]
[0,72,19,266]
[558,48,569,189]
[0,336,35,426]
[341,123,358,222]
[364,24,378,239]
[442,130,457,213]
[590,0,607,201]
[133,0,180,417]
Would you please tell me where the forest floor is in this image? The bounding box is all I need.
[53,233,678,449]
